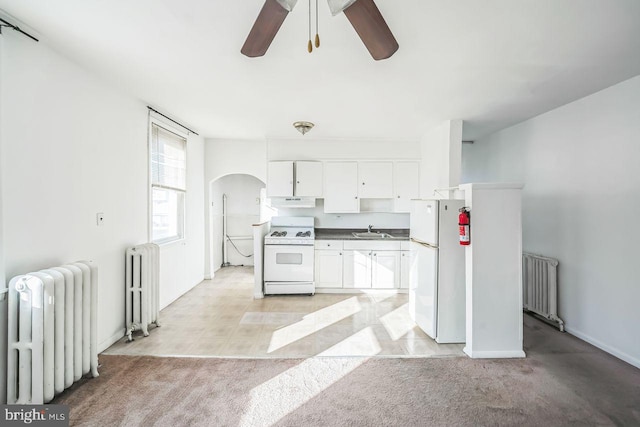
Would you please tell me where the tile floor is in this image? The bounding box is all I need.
[104,266,465,358]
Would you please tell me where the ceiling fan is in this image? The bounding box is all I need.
[241,0,399,60]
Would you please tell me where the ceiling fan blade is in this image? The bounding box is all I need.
[241,0,292,57]
[343,0,399,60]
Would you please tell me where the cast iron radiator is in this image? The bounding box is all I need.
[7,261,99,404]
[522,252,564,331]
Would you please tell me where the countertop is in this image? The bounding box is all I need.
[314,228,410,241]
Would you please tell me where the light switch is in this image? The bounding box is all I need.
[96,213,105,226]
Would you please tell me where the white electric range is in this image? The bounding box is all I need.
[264,217,315,295]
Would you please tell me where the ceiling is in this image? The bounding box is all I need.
[1,0,639,141]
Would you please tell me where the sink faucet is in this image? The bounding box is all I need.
[368,224,374,233]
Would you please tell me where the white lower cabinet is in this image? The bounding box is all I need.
[343,250,373,289]
[400,250,410,289]
[371,251,400,289]
[315,240,407,290]
[314,250,344,288]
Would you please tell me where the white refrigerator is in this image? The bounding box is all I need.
[409,199,466,343]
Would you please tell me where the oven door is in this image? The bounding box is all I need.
[264,244,314,282]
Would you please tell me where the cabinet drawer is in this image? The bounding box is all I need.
[314,240,344,249]
[343,241,401,251]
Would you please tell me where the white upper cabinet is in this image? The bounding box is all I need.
[295,161,323,197]
[324,162,359,213]
[358,161,393,198]
[394,161,420,212]
[267,161,294,197]
[267,161,322,197]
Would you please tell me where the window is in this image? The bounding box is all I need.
[150,123,186,243]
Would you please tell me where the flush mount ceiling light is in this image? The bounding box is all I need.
[293,121,314,135]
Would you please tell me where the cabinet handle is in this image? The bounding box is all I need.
[355,196,358,199]
[397,195,400,198]
[374,253,377,256]
[362,182,365,185]
[297,181,300,184]
[339,252,342,255]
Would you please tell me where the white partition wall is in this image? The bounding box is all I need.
[460,183,525,358]
[253,222,270,299]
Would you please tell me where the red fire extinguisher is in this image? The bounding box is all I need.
[459,207,470,246]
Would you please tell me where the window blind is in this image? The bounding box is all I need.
[151,124,187,191]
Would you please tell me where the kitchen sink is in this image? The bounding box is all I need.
[352,232,394,239]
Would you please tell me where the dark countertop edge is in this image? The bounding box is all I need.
[315,228,410,241]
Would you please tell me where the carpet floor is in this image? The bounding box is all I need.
[54,317,640,427]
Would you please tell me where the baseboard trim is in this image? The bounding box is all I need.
[463,348,526,359]
[565,326,640,369]
[315,288,409,294]
[99,328,126,353]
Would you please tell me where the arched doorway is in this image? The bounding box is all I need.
[208,174,266,277]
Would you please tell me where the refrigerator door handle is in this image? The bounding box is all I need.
[410,238,438,250]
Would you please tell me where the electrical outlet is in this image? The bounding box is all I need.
[96,213,105,226]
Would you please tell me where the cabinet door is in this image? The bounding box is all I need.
[324,162,359,213]
[359,161,393,198]
[371,251,400,289]
[267,161,293,197]
[400,251,410,289]
[394,161,420,212]
[295,161,323,197]
[314,250,343,288]
[343,250,372,288]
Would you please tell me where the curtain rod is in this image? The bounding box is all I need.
[148,107,199,136]
[0,17,39,42]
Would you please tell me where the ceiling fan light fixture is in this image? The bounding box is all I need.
[327,0,357,15]
[275,0,298,12]
[293,121,314,135]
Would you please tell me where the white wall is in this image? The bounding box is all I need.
[158,125,205,309]
[267,138,421,161]
[1,31,147,351]
[0,30,205,355]
[420,120,463,199]
[0,28,7,405]
[204,139,266,278]
[205,139,267,184]
[462,76,640,368]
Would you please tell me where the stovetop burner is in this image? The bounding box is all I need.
[296,231,311,237]
[271,231,287,237]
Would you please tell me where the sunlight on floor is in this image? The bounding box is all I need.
[379,303,414,340]
[360,289,398,304]
[268,297,362,353]
[318,327,381,357]
[238,357,370,427]
[104,266,465,358]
